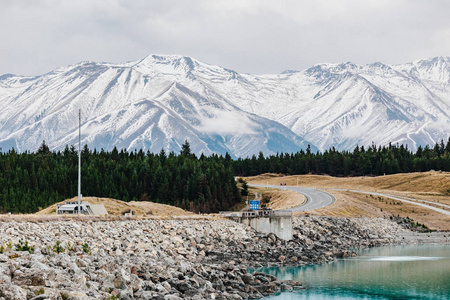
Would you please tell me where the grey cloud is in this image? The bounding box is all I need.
[0,0,449,76]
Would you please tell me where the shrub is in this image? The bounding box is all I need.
[61,293,69,300]
[52,241,64,254]
[15,240,34,254]
[65,242,75,252]
[82,242,90,254]
[36,288,45,296]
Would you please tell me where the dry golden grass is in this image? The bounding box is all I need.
[305,190,450,231]
[244,186,305,211]
[6,171,448,229]
[247,172,450,231]
[128,201,196,217]
[263,190,305,210]
[36,196,195,217]
[247,171,450,195]
[247,171,450,204]
[296,191,377,218]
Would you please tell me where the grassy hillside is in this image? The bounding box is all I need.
[247,171,450,196]
[247,172,450,231]
[37,196,195,217]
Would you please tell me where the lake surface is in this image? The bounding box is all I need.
[249,244,450,299]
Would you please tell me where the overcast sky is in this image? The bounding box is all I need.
[1,0,449,76]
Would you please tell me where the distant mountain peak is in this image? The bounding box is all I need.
[405,56,450,83]
[368,61,390,68]
[416,56,450,64]
[0,54,449,155]
[132,54,201,73]
[0,73,16,80]
[281,70,300,75]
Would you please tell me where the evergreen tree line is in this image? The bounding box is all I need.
[232,140,450,177]
[0,141,240,214]
[1,139,450,214]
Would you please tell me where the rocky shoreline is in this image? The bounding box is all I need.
[0,216,410,299]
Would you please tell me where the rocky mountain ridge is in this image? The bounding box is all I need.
[1,55,449,156]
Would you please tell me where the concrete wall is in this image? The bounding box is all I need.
[240,216,292,241]
[89,204,108,216]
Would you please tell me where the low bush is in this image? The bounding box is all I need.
[52,241,64,254]
[82,241,90,254]
[15,240,34,254]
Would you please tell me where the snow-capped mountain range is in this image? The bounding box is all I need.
[1,55,449,157]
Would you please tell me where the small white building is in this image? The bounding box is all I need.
[56,201,108,215]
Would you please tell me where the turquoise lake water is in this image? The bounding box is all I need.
[249,244,450,299]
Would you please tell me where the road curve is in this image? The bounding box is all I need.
[250,184,336,212]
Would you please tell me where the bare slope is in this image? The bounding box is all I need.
[246,185,305,210]
[37,196,195,217]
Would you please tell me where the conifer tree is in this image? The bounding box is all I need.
[241,180,249,196]
[180,140,191,157]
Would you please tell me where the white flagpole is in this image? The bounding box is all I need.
[78,109,81,214]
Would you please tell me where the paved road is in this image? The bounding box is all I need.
[251,184,336,212]
[331,189,450,216]
[385,194,450,210]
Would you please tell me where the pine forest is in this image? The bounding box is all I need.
[1,139,450,214]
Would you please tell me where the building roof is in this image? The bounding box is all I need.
[57,204,86,210]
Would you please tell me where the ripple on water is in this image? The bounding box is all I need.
[254,244,450,299]
[365,256,444,262]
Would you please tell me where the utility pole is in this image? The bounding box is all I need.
[77,109,81,214]
[297,176,299,188]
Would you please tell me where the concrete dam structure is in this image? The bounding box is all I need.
[221,210,293,241]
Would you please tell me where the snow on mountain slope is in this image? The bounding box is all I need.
[204,57,450,151]
[0,54,449,156]
[0,56,315,157]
